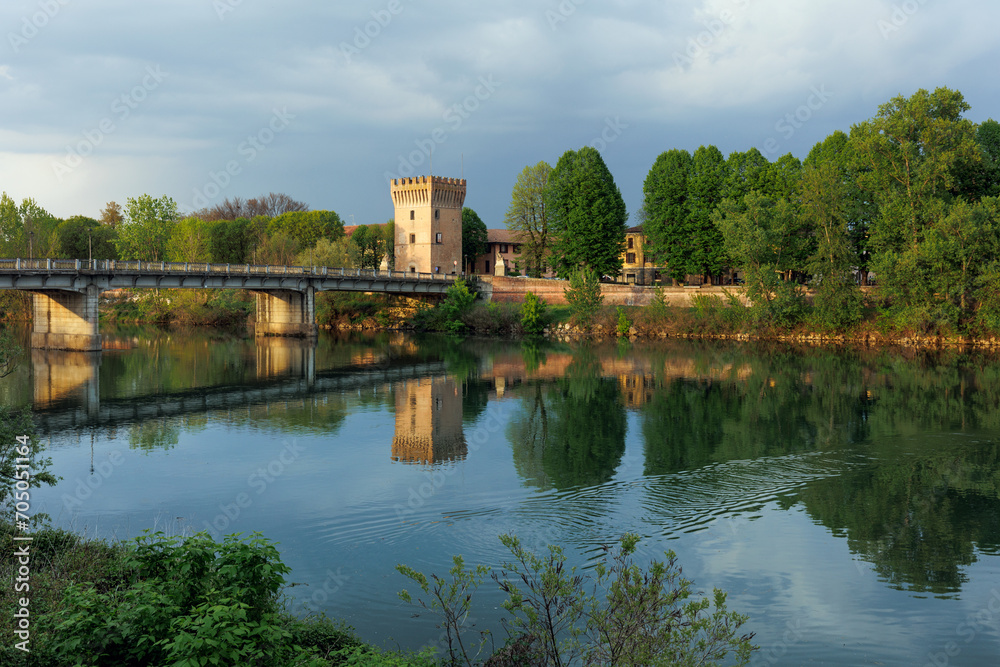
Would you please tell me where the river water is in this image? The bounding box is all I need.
[6,326,1000,665]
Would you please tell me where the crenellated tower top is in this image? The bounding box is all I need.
[390,176,467,210]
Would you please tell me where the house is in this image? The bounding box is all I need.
[619,225,660,285]
[471,229,526,276]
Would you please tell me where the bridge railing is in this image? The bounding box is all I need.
[0,259,464,283]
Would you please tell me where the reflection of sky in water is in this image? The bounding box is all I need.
[18,335,1000,664]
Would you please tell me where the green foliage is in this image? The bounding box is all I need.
[564,269,604,329]
[505,161,553,277]
[400,534,756,667]
[615,307,632,336]
[47,531,318,666]
[349,224,386,270]
[56,216,119,260]
[268,210,344,251]
[520,291,547,336]
[116,194,180,262]
[397,555,492,666]
[209,217,252,264]
[647,286,670,319]
[331,644,440,666]
[547,147,628,278]
[643,148,692,282]
[436,279,477,334]
[166,216,215,263]
[462,207,489,274]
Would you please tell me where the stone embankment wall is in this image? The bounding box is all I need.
[476,275,747,307]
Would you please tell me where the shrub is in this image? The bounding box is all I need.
[564,269,603,329]
[46,531,320,666]
[615,307,632,337]
[398,534,757,666]
[521,292,548,336]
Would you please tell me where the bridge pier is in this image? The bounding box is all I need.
[30,287,102,351]
[253,288,317,338]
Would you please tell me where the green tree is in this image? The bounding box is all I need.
[688,145,729,282]
[851,87,983,329]
[56,216,118,260]
[383,219,395,270]
[349,224,385,270]
[461,207,488,275]
[167,217,215,263]
[268,210,344,253]
[642,149,692,283]
[209,217,252,264]
[723,148,771,204]
[116,194,180,262]
[714,192,804,326]
[547,147,628,278]
[505,161,553,277]
[800,163,864,329]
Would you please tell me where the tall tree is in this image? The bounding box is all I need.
[209,218,252,264]
[461,207,488,275]
[687,145,728,282]
[505,161,553,277]
[116,194,179,262]
[642,149,691,283]
[166,217,214,263]
[850,87,982,326]
[799,163,864,329]
[546,147,628,278]
[723,148,771,203]
[268,210,343,252]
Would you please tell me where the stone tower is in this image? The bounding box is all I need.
[391,376,467,464]
[390,176,466,274]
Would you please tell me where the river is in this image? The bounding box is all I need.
[6,326,1000,665]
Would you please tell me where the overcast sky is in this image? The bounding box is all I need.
[2,0,998,229]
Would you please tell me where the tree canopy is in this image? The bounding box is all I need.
[546,147,628,278]
[505,161,553,277]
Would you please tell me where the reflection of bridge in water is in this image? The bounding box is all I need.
[30,340,450,438]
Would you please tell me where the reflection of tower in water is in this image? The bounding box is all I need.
[391,376,466,464]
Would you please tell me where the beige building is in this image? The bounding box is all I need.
[620,225,659,285]
[390,176,466,275]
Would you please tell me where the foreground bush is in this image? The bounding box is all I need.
[398,533,757,666]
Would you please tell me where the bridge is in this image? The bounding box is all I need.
[0,258,468,351]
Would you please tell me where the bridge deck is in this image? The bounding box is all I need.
[0,259,471,293]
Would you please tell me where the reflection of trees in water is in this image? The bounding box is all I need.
[509,347,626,490]
[129,418,181,452]
[638,344,1000,596]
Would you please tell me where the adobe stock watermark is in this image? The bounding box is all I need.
[588,116,628,152]
[923,588,1000,667]
[340,0,412,64]
[290,567,351,616]
[762,85,833,156]
[383,75,501,183]
[674,0,752,71]
[185,107,295,212]
[213,0,242,21]
[8,0,70,54]
[752,619,805,666]
[878,0,931,40]
[51,65,169,183]
[546,0,586,31]
[60,450,127,511]
[198,440,305,540]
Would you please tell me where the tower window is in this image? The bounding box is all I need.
[435,209,440,219]
[409,233,415,244]
[410,210,414,220]
[436,233,442,244]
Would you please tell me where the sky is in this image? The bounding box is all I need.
[2,0,999,229]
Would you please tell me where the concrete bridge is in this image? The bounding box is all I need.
[0,258,466,351]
